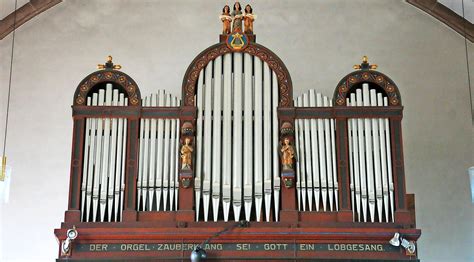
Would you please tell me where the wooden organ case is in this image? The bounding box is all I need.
[54,7,421,261]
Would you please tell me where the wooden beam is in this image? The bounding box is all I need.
[407,0,474,42]
[0,0,62,40]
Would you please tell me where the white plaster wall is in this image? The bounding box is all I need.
[0,1,472,261]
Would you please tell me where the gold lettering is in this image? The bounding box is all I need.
[377,245,383,252]
[328,244,333,251]
[237,244,250,251]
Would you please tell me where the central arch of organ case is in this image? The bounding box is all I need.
[55,5,421,261]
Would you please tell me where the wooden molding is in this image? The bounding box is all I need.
[0,0,62,40]
[407,0,474,42]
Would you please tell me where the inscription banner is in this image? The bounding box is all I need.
[76,243,398,253]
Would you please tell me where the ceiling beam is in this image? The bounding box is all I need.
[0,0,62,40]
[407,0,474,42]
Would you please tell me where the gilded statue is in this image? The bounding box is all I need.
[243,4,256,34]
[231,2,243,32]
[280,138,295,170]
[220,5,232,34]
[180,138,193,170]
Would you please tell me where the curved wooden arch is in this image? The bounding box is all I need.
[181,42,293,107]
[73,70,141,106]
[333,70,402,107]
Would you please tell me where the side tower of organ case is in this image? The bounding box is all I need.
[55,5,421,261]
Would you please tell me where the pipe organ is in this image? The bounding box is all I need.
[55,5,421,261]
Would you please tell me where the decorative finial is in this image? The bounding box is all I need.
[97,55,122,70]
[353,56,378,70]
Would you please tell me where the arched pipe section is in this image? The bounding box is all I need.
[332,69,408,221]
[181,42,293,107]
[73,69,141,106]
[333,70,402,107]
[67,69,142,222]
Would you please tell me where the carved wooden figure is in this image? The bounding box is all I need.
[231,2,243,32]
[280,137,295,170]
[220,5,232,34]
[244,4,256,34]
[180,137,193,170]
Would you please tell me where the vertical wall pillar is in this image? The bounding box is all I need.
[122,110,140,221]
[65,117,85,223]
[335,117,352,222]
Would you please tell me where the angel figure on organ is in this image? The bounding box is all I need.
[280,138,295,170]
[231,2,243,32]
[220,5,232,34]
[243,4,256,34]
[180,138,193,170]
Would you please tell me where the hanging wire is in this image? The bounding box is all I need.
[2,0,18,175]
[461,0,473,125]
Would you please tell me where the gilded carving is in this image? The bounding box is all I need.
[180,138,193,170]
[280,138,295,170]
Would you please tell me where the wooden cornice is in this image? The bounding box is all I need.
[0,0,62,40]
[407,0,474,42]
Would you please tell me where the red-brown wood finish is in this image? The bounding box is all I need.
[57,36,420,261]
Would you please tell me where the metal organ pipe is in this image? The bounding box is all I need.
[243,53,253,221]
[222,53,232,222]
[212,56,223,221]
[202,62,213,221]
[302,93,313,211]
[253,56,263,222]
[195,70,204,220]
[233,52,243,221]
[271,72,280,222]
